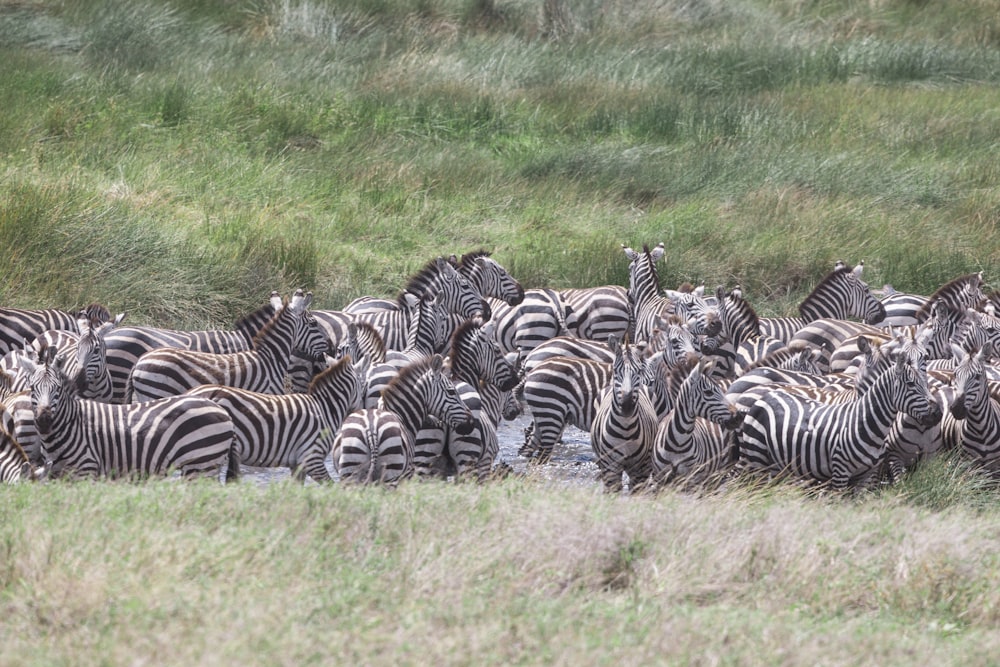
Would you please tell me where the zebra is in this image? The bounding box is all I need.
[912,272,985,324]
[103,297,279,403]
[348,257,487,350]
[652,357,743,486]
[735,351,942,491]
[947,343,1000,474]
[450,250,524,306]
[519,354,612,464]
[560,284,630,343]
[128,290,329,402]
[786,317,886,374]
[488,288,574,355]
[0,303,110,356]
[21,345,234,480]
[757,262,887,343]
[590,335,658,493]
[286,320,386,394]
[364,293,450,408]
[332,354,475,486]
[412,316,520,480]
[187,355,366,483]
[0,426,45,483]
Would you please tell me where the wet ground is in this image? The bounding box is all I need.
[238,413,601,487]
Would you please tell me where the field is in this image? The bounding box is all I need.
[3,0,1000,664]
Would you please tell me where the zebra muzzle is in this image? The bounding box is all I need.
[920,402,944,426]
[35,410,53,435]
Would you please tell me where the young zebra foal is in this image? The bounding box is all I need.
[22,346,234,480]
[590,335,659,494]
[333,354,475,487]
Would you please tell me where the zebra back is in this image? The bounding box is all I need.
[488,288,573,355]
[0,306,84,356]
[560,284,630,343]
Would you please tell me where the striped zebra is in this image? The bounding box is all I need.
[450,250,524,306]
[560,284,630,343]
[652,357,743,486]
[348,258,487,350]
[786,317,886,374]
[21,346,234,480]
[103,297,279,403]
[332,354,475,486]
[364,293,449,407]
[590,335,658,493]
[912,272,985,324]
[0,426,45,483]
[128,290,328,402]
[735,351,942,491]
[413,316,520,480]
[948,344,1000,474]
[519,354,612,464]
[187,355,366,483]
[0,303,110,356]
[287,320,386,394]
[489,288,573,355]
[878,285,928,327]
[757,262,887,343]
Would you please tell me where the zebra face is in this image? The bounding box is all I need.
[949,347,989,420]
[892,356,942,427]
[293,312,332,362]
[22,352,69,437]
[424,369,476,436]
[611,341,645,415]
[474,256,524,306]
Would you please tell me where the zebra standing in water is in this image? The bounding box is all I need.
[103,297,279,403]
[187,355,368,483]
[0,303,110,356]
[652,357,743,487]
[21,346,234,480]
[128,290,328,402]
[590,335,658,493]
[735,352,942,491]
[412,317,520,481]
[560,284,630,343]
[333,354,475,486]
[757,261,887,343]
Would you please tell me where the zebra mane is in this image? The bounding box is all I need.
[384,355,440,396]
[78,303,111,325]
[250,298,288,350]
[351,320,387,364]
[306,355,352,395]
[234,300,278,338]
[396,257,447,307]
[454,250,493,273]
[915,272,984,322]
[798,265,855,316]
[0,426,29,467]
[448,317,484,376]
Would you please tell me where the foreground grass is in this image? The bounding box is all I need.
[2,454,1000,666]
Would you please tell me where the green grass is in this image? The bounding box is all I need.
[3,3,1000,661]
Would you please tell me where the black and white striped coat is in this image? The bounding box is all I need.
[590,336,658,493]
[652,358,742,486]
[489,288,573,355]
[451,250,524,307]
[127,290,328,402]
[948,344,1000,474]
[22,347,234,480]
[103,299,278,403]
[332,355,475,486]
[0,427,44,483]
[187,355,366,483]
[735,353,942,490]
[0,303,109,356]
[757,262,887,343]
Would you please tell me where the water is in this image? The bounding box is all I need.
[238,414,601,487]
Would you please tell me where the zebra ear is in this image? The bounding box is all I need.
[269,291,283,312]
[981,342,994,362]
[606,333,619,353]
[430,354,444,373]
[853,261,865,278]
[857,336,871,354]
[622,244,639,263]
[650,242,665,262]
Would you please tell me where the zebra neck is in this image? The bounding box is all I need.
[254,311,296,372]
[380,380,427,436]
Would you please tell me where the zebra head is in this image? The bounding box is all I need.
[73,311,126,394]
[434,257,491,321]
[287,290,330,362]
[683,358,742,430]
[449,316,519,392]
[649,314,699,366]
[453,251,524,307]
[607,334,646,416]
[799,261,887,325]
[420,354,475,436]
[623,242,666,309]
[885,351,942,427]
[948,343,992,421]
[20,344,72,438]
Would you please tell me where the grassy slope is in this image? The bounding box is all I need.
[3,1,1000,664]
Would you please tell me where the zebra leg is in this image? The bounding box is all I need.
[226,445,242,483]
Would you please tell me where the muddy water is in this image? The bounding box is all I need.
[238,414,601,488]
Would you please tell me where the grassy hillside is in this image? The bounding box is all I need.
[2,0,1000,325]
[4,2,1000,664]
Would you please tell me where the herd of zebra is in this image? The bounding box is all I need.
[1,245,999,493]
